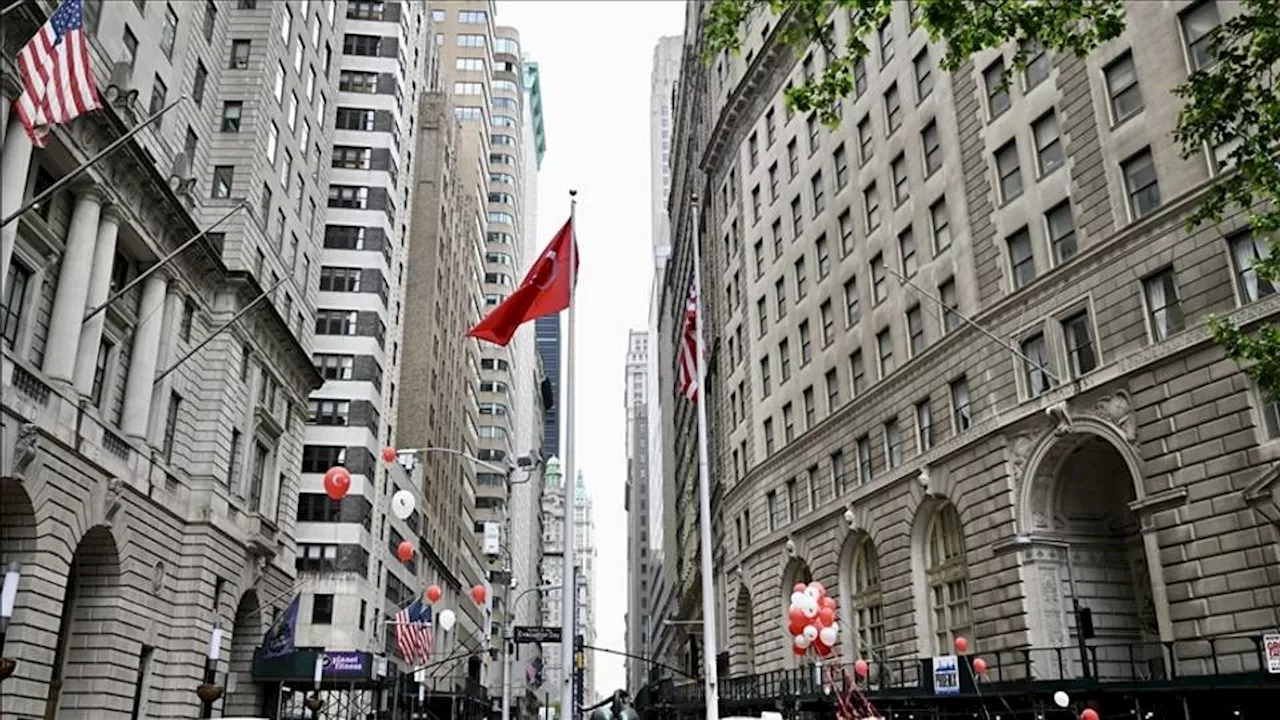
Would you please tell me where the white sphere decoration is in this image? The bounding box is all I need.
[818,626,838,646]
[794,633,810,649]
[791,592,806,607]
[802,624,819,641]
[390,490,416,520]
[801,601,818,619]
[438,608,457,632]
[1053,691,1070,708]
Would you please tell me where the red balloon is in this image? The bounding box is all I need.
[813,640,833,658]
[426,585,442,604]
[1081,710,1099,720]
[954,636,969,654]
[792,644,807,656]
[817,607,835,627]
[396,540,414,563]
[854,659,869,678]
[793,582,807,593]
[972,657,987,675]
[471,584,487,605]
[788,617,807,635]
[820,596,837,610]
[323,466,351,501]
[382,446,399,463]
[809,581,826,597]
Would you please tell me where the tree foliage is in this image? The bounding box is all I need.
[702,0,1280,401]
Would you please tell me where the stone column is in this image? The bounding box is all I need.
[146,286,183,447]
[1,94,10,153]
[43,187,105,384]
[72,205,123,397]
[0,113,34,301]
[120,270,169,442]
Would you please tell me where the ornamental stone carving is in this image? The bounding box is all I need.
[104,476,125,521]
[1005,432,1037,482]
[1092,392,1136,441]
[12,423,41,479]
[1046,402,1072,436]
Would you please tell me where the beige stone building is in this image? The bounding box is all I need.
[655,0,1280,713]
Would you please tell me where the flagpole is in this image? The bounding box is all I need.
[689,193,721,720]
[559,189,578,720]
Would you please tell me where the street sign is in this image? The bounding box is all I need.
[514,625,562,644]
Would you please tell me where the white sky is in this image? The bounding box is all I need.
[496,0,686,699]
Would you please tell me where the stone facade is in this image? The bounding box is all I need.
[661,0,1280,683]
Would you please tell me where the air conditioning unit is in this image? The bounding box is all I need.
[102,61,138,108]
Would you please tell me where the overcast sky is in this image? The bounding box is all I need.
[496,0,686,698]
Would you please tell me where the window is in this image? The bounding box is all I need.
[856,435,872,484]
[939,277,959,334]
[1144,269,1185,341]
[816,234,830,278]
[312,594,334,624]
[995,141,1022,202]
[1104,53,1143,123]
[315,310,358,335]
[838,211,853,256]
[765,107,777,145]
[220,101,242,132]
[783,403,795,443]
[179,297,194,341]
[1180,0,1221,72]
[757,297,768,336]
[775,278,787,319]
[811,171,825,215]
[751,186,761,223]
[763,419,777,455]
[1007,228,1035,290]
[884,420,902,469]
[787,139,799,178]
[1260,392,1280,440]
[760,357,772,397]
[459,9,487,23]
[1062,310,1098,377]
[922,122,942,176]
[748,131,759,168]
[791,197,803,238]
[850,536,884,658]
[752,240,765,279]
[90,339,113,407]
[984,58,1010,118]
[162,391,181,463]
[950,377,972,431]
[857,116,873,165]
[1230,231,1277,303]
[854,58,867,97]
[1023,40,1050,89]
[211,166,234,198]
[914,51,933,101]
[876,328,894,378]
[273,62,285,102]
[870,253,887,303]
[1122,149,1160,219]
[799,320,812,365]
[192,62,208,106]
[768,163,779,201]
[930,198,951,252]
[926,505,973,655]
[160,4,178,59]
[339,70,378,93]
[878,19,894,62]
[1022,332,1053,397]
[766,490,778,529]
[122,27,138,70]
[843,277,860,327]
[148,75,167,116]
[891,153,909,205]
[864,183,880,232]
[314,354,355,380]
[825,368,840,411]
[884,84,902,133]
[802,387,816,428]
[850,351,867,396]
[899,228,917,278]
[906,304,924,356]
[1032,112,1063,175]
[806,114,820,155]
[916,399,934,452]
[779,339,791,381]
[310,399,350,425]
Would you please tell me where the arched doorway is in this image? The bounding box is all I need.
[734,586,755,674]
[1023,432,1160,678]
[225,591,265,716]
[44,525,122,718]
[0,478,37,718]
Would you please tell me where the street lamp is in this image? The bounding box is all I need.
[504,583,557,720]
[0,561,20,681]
[304,653,324,717]
[995,535,1093,679]
[196,622,223,716]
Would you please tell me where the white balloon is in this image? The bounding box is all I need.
[1053,691,1070,709]
[793,633,810,649]
[804,586,820,600]
[801,602,818,619]
[827,621,839,636]
[818,626,838,647]
[790,592,806,607]
[438,609,457,632]
[391,490,416,520]
[802,624,819,641]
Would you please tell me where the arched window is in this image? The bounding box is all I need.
[925,503,973,654]
[850,535,884,658]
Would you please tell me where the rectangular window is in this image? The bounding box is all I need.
[844,277,860,327]
[838,210,854,256]
[891,153,909,205]
[1045,202,1077,265]
[939,277,960,334]
[1260,392,1280,440]
[899,228,917,278]
[806,115,820,155]
[220,101,242,132]
[787,139,799,178]
[870,253,887,303]
[850,350,867,395]
[160,4,178,59]
[879,19,894,62]
[1062,310,1098,378]
[193,61,208,106]
[876,328,894,378]
[821,300,835,347]
[751,186,761,224]
[1022,332,1053,398]
[775,278,787,319]
[1230,231,1277,303]
[816,234,831,279]
[1144,269,1185,341]
[802,386,816,428]
[810,171,825,215]
[202,1,217,41]
[91,339,113,407]
[930,198,951,252]
[950,377,972,432]
[799,320,812,365]
[1,261,31,348]
[179,297,194,341]
[765,107,777,145]
[858,116,874,164]
[1104,53,1143,123]
[791,197,803,239]
[922,121,942,176]
[884,84,902,133]
[794,257,808,300]
[766,490,778,529]
[825,368,840,411]
[1180,0,1221,72]
[162,391,181,463]
[884,420,902,469]
[914,50,933,101]
[148,75,167,116]
[779,339,791,381]
[1023,40,1050,89]
[312,594,334,624]
[760,357,772,398]
[768,162,779,201]
[1033,112,1063,175]
[211,166,234,198]
[906,304,925,356]
[854,57,867,97]
[864,183,880,232]
[753,239,765,279]
[856,435,873,484]
[831,450,848,496]
[984,58,1010,118]
[834,144,849,189]
[1123,149,1161,219]
[996,140,1023,202]
[916,399,934,452]
[783,403,795,443]
[757,296,768,336]
[123,27,138,70]
[1008,228,1036,290]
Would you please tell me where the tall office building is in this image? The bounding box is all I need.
[0,0,327,716]
[535,315,561,459]
[623,330,651,692]
[645,34,682,682]
[660,0,1279,699]
[539,465,598,709]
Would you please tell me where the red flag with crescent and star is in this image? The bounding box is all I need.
[467,217,579,346]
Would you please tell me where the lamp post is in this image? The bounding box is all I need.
[196,622,223,717]
[304,652,324,717]
[504,583,556,720]
[0,561,20,681]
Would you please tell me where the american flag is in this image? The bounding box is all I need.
[395,598,434,665]
[677,276,701,401]
[15,0,102,148]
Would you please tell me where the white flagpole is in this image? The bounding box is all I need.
[689,194,721,720]
[559,190,579,720]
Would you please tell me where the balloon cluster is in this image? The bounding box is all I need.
[419,583,487,635]
[787,581,839,657]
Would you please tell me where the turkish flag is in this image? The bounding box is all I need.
[467,218,578,346]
